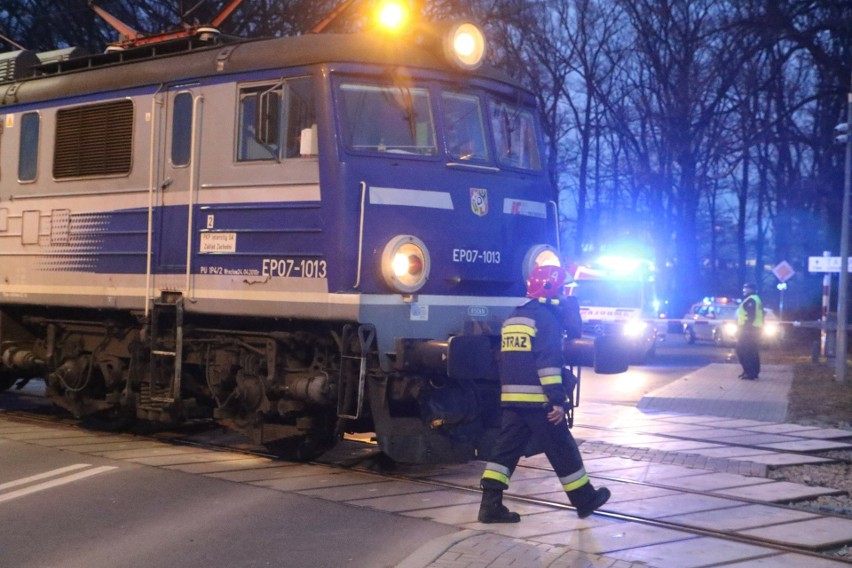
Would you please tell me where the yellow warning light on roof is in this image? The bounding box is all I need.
[375,0,410,33]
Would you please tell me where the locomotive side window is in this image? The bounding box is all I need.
[53,99,133,178]
[171,92,193,167]
[19,112,39,182]
[285,79,316,158]
[442,92,488,162]
[339,83,436,156]
[488,100,542,171]
[237,78,316,162]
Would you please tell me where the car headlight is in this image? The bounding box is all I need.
[381,235,430,293]
[723,322,738,338]
[623,320,648,338]
[763,323,780,338]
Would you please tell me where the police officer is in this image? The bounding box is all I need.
[736,282,764,380]
[478,264,610,523]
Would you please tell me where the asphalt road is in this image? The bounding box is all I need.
[579,334,731,407]
[0,438,457,568]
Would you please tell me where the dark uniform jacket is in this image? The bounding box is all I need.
[499,298,568,408]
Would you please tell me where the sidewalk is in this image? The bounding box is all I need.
[637,363,792,422]
[399,362,852,568]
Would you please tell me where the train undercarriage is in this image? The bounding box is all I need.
[0,298,502,463]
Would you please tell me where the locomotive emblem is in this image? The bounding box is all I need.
[470,188,488,216]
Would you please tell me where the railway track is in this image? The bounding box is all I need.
[396,465,852,565]
[322,430,852,564]
[3,392,852,565]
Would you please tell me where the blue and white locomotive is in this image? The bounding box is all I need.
[0,7,562,462]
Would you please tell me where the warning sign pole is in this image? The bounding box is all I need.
[822,251,832,357]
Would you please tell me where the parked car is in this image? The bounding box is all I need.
[682,298,783,347]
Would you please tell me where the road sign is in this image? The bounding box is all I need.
[772,261,795,282]
[808,256,852,273]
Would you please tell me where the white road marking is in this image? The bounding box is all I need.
[0,465,117,503]
[0,463,92,491]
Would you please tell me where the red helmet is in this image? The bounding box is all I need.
[526,265,570,299]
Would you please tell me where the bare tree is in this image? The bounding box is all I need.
[4,0,849,315]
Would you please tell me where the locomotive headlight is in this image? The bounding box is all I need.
[442,22,486,70]
[522,244,561,280]
[382,235,430,293]
[416,20,487,71]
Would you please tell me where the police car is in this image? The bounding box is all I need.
[682,297,783,347]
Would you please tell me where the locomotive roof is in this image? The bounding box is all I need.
[0,32,526,107]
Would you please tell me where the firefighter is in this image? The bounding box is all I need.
[736,282,764,380]
[478,264,610,523]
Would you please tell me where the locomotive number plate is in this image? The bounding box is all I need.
[452,248,501,264]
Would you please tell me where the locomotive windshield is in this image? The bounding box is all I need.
[336,79,544,170]
[442,91,489,162]
[339,83,437,155]
[489,100,541,171]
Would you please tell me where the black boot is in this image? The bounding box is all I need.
[478,489,521,523]
[573,487,611,519]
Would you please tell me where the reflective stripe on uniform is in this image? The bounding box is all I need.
[538,366,562,385]
[559,468,590,492]
[503,324,536,336]
[538,366,561,378]
[503,316,537,332]
[501,392,548,403]
[502,385,545,394]
[481,463,512,486]
[501,383,549,402]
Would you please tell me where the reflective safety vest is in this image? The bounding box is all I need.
[499,298,568,408]
[737,294,764,327]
